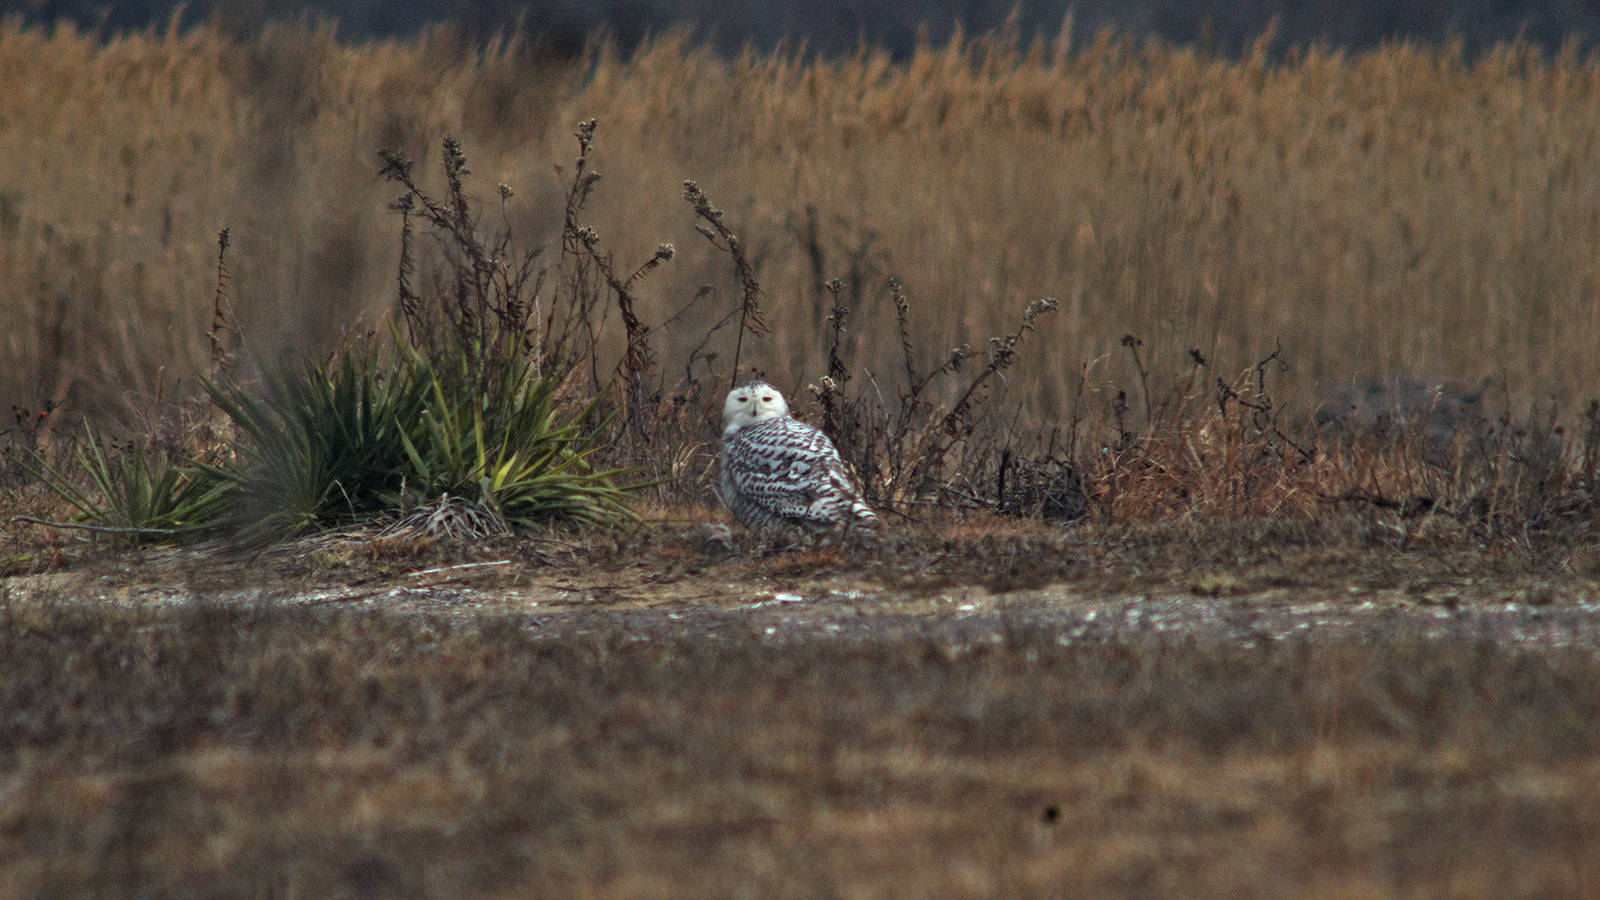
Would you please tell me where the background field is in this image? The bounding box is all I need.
[6,20,1600,433]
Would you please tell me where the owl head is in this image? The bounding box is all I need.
[722,380,790,436]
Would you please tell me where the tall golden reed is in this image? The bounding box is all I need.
[4,18,1599,426]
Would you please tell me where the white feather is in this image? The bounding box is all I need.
[718,381,877,533]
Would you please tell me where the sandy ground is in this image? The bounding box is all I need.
[8,522,1599,652]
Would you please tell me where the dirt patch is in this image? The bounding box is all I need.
[8,513,1597,647]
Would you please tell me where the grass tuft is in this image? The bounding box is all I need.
[20,421,229,545]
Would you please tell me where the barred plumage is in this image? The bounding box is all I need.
[718,381,878,533]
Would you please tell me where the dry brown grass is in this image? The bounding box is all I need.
[6,21,1600,420]
[0,20,1597,582]
[3,598,1600,899]
[8,19,1600,547]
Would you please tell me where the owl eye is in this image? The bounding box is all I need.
[761,395,774,402]
[736,397,748,402]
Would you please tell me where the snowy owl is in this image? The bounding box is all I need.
[718,380,878,533]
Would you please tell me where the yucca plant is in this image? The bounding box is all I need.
[375,132,643,531]
[202,333,635,543]
[26,422,230,545]
[205,340,435,543]
[179,130,644,546]
[398,341,638,529]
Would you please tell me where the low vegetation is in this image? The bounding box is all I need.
[4,119,1598,563]
[7,130,646,547]
[1,19,1599,556]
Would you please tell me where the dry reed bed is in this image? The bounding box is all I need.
[5,21,1600,420]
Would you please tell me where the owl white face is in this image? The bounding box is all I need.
[722,380,790,436]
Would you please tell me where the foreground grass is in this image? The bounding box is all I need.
[4,511,1600,899]
[1,594,1597,899]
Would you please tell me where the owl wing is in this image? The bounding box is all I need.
[722,418,866,529]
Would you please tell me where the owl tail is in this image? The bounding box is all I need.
[849,499,880,526]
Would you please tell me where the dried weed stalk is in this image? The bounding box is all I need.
[795,275,1063,514]
[683,180,770,392]
[206,228,239,376]
[378,137,546,396]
